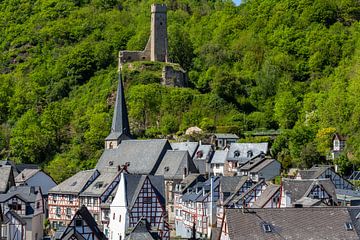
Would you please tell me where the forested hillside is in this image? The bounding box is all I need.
[0,0,360,182]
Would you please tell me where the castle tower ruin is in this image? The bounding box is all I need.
[119,4,168,66]
[150,4,168,62]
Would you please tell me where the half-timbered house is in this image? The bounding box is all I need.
[54,205,107,240]
[109,173,169,240]
[48,169,99,229]
[239,155,281,182]
[174,177,220,239]
[0,186,44,240]
[222,179,267,208]
[224,143,269,176]
[281,178,338,207]
[253,184,281,208]
[216,176,255,226]
[154,150,198,234]
[296,166,353,190]
[79,166,125,231]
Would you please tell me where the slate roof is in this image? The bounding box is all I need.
[56,205,107,240]
[96,139,171,174]
[293,197,323,207]
[106,72,131,140]
[297,166,331,179]
[15,169,41,184]
[176,174,206,194]
[124,174,165,209]
[171,141,199,158]
[214,133,239,139]
[249,159,277,173]
[49,169,96,195]
[193,144,213,160]
[224,207,360,240]
[211,150,228,164]
[253,184,280,208]
[0,186,40,203]
[282,178,337,203]
[125,218,161,240]
[182,177,220,203]
[224,180,266,206]
[80,168,120,197]
[220,176,248,195]
[155,150,198,180]
[0,165,13,193]
[227,142,269,164]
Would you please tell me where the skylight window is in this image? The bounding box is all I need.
[70,181,77,186]
[95,182,104,188]
[262,223,272,233]
[345,222,353,231]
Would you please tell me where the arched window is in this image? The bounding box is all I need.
[109,142,113,149]
[247,150,253,158]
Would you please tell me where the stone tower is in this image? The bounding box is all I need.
[150,4,168,62]
[119,4,168,65]
[105,72,132,149]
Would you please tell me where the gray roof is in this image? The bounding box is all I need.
[224,180,266,206]
[171,142,199,158]
[224,207,360,240]
[125,218,160,240]
[0,186,40,203]
[293,197,323,207]
[0,166,13,193]
[214,133,239,139]
[297,166,332,179]
[193,145,213,160]
[282,178,337,203]
[124,174,165,209]
[239,155,266,171]
[106,72,131,140]
[5,210,26,225]
[80,168,120,197]
[211,150,228,164]
[177,174,206,193]
[155,150,198,180]
[253,184,281,208]
[249,159,277,173]
[49,170,96,194]
[15,169,40,183]
[220,176,248,194]
[227,142,269,164]
[96,139,171,174]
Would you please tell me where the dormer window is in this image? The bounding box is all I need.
[262,223,272,233]
[196,150,203,158]
[345,222,353,231]
[247,150,253,158]
[234,150,240,158]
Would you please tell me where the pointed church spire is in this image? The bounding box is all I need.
[111,71,130,135]
[105,71,132,148]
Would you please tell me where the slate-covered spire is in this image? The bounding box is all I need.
[105,71,132,145]
[112,71,130,135]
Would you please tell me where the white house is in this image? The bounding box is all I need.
[109,173,168,240]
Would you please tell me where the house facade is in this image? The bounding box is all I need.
[48,169,99,229]
[296,166,353,190]
[108,173,169,240]
[54,205,107,240]
[174,177,219,239]
[0,186,44,240]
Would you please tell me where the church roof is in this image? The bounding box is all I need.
[96,139,171,174]
[106,72,131,140]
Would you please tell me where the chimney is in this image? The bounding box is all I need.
[30,186,36,194]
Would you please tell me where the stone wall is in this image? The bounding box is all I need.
[162,65,187,87]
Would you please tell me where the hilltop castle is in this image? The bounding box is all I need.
[119,4,187,87]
